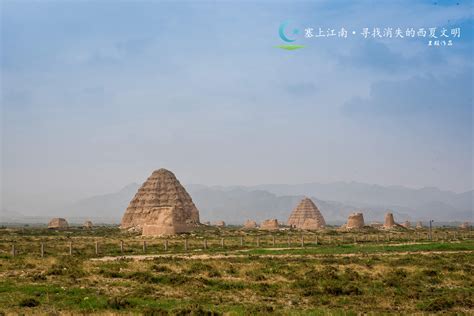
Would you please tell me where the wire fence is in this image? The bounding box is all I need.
[2,229,472,258]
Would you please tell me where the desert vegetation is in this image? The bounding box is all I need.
[0,226,473,314]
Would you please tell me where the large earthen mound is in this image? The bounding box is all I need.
[301,218,323,230]
[346,212,364,229]
[121,169,200,236]
[260,219,279,231]
[48,218,69,229]
[287,197,326,229]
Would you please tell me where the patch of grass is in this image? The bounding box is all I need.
[1,227,473,314]
[244,239,474,256]
[47,256,85,279]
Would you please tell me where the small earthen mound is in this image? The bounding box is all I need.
[48,218,69,229]
[459,222,470,229]
[287,197,326,229]
[346,212,364,229]
[370,222,383,228]
[243,219,257,229]
[383,212,396,229]
[401,220,411,228]
[260,219,279,231]
[121,168,200,236]
[83,220,93,229]
[214,221,226,227]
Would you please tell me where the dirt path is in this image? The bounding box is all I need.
[90,249,473,262]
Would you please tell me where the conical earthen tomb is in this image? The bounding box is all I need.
[121,169,200,236]
[287,197,326,229]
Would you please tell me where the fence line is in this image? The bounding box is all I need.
[3,230,473,258]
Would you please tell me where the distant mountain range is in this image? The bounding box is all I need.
[2,182,471,225]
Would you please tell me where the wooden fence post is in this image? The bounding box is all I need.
[143,240,147,253]
[301,235,304,248]
[164,239,168,251]
[69,241,73,255]
[240,236,243,246]
[315,236,318,245]
[95,241,99,255]
[221,238,224,248]
[11,244,15,257]
[41,242,44,258]
[184,239,188,251]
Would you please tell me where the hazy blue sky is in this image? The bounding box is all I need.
[1,0,473,213]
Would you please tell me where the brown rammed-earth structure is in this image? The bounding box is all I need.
[83,220,93,229]
[260,219,279,230]
[346,212,364,229]
[243,219,257,229]
[287,197,326,229]
[214,221,226,227]
[120,169,200,236]
[48,218,69,229]
[383,212,396,228]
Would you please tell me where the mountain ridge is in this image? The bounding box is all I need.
[3,182,471,225]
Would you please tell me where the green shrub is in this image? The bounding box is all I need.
[151,264,171,273]
[422,269,438,277]
[383,268,408,287]
[418,297,454,311]
[107,296,133,310]
[186,262,214,275]
[19,298,40,307]
[47,256,85,279]
[31,274,46,281]
[200,278,245,291]
[172,304,220,315]
[98,269,122,278]
[143,307,169,315]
